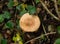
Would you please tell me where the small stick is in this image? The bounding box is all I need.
[53,0,60,18]
[40,0,60,21]
[42,24,48,38]
[32,0,35,6]
[24,32,56,44]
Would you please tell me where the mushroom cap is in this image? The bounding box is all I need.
[19,13,41,32]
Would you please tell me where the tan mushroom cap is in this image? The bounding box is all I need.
[19,13,41,32]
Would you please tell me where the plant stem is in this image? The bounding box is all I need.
[24,32,56,44]
[40,0,60,21]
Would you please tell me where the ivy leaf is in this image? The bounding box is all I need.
[16,5,21,10]
[26,5,36,14]
[3,11,11,19]
[16,4,27,11]
[35,0,40,4]
[16,4,27,16]
[57,26,60,34]
[16,4,21,10]
[19,10,27,16]
[55,38,60,44]
[7,0,14,8]
[1,39,7,44]
[5,21,14,29]
[0,15,4,23]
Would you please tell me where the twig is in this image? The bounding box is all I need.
[42,24,47,34]
[42,24,48,38]
[40,0,60,21]
[42,24,50,42]
[53,0,60,18]
[24,32,56,44]
[32,0,35,6]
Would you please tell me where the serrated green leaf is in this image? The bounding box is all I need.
[35,0,40,4]
[0,15,4,23]
[5,21,14,29]
[3,11,11,19]
[57,26,60,34]
[1,39,7,44]
[26,5,36,14]
[55,38,60,44]
[7,0,14,8]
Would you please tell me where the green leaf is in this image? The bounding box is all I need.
[19,41,23,44]
[13,33,23,44]
[0,15,4,23]
[5,21,14,29]
[16,4,26,11]
[16,5,21,10]
[16,4,27,16]
[19,10,27,16]
[57,26,60,34]
[35,0,40,4]
[13,36,17,42]
[26,5,36,14]
[55,38,60,44]
[1,39,7,44]
[3,11,11,19]
[7,0,14,8]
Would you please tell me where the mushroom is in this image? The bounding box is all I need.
[19,13,41,32]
